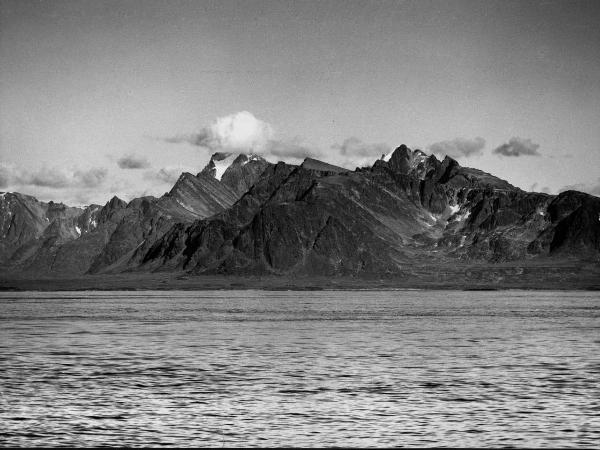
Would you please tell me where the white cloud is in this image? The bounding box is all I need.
[73,168,107,188]
[163,112,397,169]
[559,177,600,197]
[428,137,485,159]
[333,137,390,158]
[0,162,110,205]
[165,111,274,154]
[265,137,322,160]
[144,166,198,185]
[493,137,540,157]
[329,137,391,168]
[117,154,151,169]
[0,164,107,189]
[530,182,552,194]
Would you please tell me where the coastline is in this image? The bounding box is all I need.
[2,260,599,291]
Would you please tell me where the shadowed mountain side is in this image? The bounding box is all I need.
[159,172,238,220]
[0,168,243,275]
[300,157,348,175]
[3,196,126,275]
[89,155,273,274]
[0,192,96,265]
[85,171,244,274]
[220,154,271,196]
[200,152,271,196]
[369,146,600,262]
[0,153,274,275]
[138,145,600,276]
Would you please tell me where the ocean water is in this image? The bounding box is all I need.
[0,290,599,447]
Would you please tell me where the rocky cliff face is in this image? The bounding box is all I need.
[0,192,89,264]
[139,145,600,275]
[0,152,272,275]
[158,171,238,220]
[1,146,598,279]
[200,152,271,196]
[86,154,271,274]
[367,145,599,263]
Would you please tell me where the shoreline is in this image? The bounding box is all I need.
[1,272,599,293]
[2,259,599,292]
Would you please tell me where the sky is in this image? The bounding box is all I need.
[1,0,599,205]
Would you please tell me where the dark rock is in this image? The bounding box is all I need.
[2,144,599,279]
[300,157,347,175]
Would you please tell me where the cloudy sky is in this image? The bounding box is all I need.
[1,0,599,205]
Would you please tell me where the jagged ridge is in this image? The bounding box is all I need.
[1,145,598,279]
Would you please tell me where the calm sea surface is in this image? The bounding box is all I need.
[1,290,599,447]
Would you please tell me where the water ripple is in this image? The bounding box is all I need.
[0,290,599,447]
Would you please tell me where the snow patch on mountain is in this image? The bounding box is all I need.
[176,198,195,213]
[448,204,460,216]
[213,154,237,180]
[455,210,471,222]
[409,150,428,170]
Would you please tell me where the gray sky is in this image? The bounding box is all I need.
[1,0,599,204]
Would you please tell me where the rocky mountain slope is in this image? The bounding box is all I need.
[0,153,270,275]
[140,145,600,275]
[0,192,95,264]
[1,146,598,281]
[200,152,271,196]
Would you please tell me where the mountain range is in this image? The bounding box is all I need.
[1,146,599,289]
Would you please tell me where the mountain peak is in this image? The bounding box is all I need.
[212,152,233,161]
[220,153,270,196]
[106,196,126,209]
[387,144,435,178]
[198,152,269,196]
[200,152,238,180]
[173,171,196,185]
[301,157,347,174]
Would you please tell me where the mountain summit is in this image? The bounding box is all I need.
[200,152,270,195]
